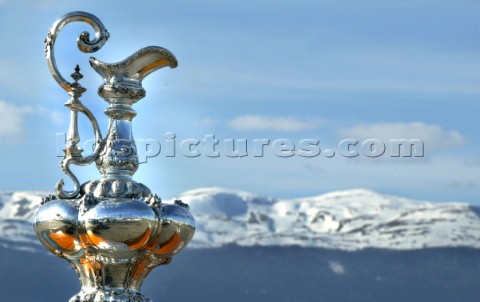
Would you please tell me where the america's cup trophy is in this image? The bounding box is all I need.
[33,12,195,302]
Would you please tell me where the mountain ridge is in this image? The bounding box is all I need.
[1,187,479,252]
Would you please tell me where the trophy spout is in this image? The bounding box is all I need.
[89,46,178,84]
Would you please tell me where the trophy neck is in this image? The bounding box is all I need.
[96,118,138,178]
[99,81,146,120]
[96,82,145,178]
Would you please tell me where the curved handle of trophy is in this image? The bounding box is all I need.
[55,159,81,199]
[73,102,104,162]
[45,11,109,92]
[56,102,105,199]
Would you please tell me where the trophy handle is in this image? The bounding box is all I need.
[45,11,109,92]
[44,11,109,199]
[56,90,105,199]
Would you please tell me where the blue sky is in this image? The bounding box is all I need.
[0,0,479,203]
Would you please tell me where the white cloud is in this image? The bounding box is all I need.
[0,101,64,139]
[227,115,320,132]
[338,122,466,149]
[329,261,345,275]
[0,101,33,138]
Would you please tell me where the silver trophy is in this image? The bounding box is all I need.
[33,11,195,302]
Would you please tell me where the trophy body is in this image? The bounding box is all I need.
[33,12,194,302]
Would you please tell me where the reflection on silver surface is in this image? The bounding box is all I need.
[34,11,195,302]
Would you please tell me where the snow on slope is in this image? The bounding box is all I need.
[1,188,480,251]
[0,191,48,251]
[171,187,480,250]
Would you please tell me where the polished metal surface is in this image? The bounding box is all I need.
[34,11,195,302]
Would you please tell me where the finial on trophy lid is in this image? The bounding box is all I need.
[34,11,195,302]
[71,65,83,83]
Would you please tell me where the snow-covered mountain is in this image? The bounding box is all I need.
[1,188,480,251]
[0,191,46,251]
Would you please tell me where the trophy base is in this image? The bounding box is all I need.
[69,289,152,302]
